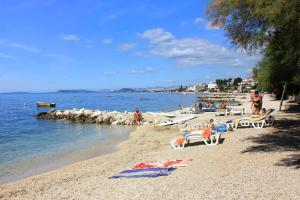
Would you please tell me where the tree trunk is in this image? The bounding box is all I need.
[279,82,287,111]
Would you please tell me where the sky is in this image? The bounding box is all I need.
[0,0,260,92]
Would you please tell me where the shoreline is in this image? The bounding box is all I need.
[0,126,134,185]
[1,94,300,199]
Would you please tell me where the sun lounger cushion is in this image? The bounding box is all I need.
[202,128,211,139]
[214,124,227,132]
[176,137,185,145]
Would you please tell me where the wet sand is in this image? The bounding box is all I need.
[1,94,299,199]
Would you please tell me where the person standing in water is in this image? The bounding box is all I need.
[251,91,263,115]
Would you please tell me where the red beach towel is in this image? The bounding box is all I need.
[133,159,192,169]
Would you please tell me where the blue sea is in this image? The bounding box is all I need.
[0,92,197,183]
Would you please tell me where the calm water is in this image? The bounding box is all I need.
[0,92,197,183]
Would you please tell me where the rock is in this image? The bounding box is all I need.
[85,117,96,123]
[56,111,63,117]
[96,115,103,123]
[90,111,102,119]
[111,120,119,125]
[84,109,94,116]
[36,108,155,126]
[102,114,111,123]
[35,112,47,119]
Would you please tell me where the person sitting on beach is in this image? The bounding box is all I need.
[220,101,226,109]
[209,101,215,108]
[198,102,203,111]
[132,108,142,125]
[204,101,209,108]
[207,118,215,129]
[178,104,183,110]
[251,91,263,115]
[191,102,199,113]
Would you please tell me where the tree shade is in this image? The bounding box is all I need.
[206,0,300,98]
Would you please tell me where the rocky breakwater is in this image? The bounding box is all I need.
[35,109,164,125]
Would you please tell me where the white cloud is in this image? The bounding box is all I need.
[118,43,136,51]
[194,17,220,31]
[162,79,176,83]
[130,69,144,74]
[8,43,41,53]
[60,34,80,41]
[194,17,205,25]
[44,53,75,63]
[140,28,260,68]
[85,40,93,48]
[180,21,187,27]
[145,67,154,72]
[103,71,116,75]
[0,52,16,59]
[205,22,220,30]
[139,28,174,44]
[130,67,156,74]
[102,38,113,44]
[101,15,117,23]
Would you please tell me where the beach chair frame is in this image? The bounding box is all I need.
[170,131,221,149]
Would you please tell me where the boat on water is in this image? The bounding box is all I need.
[36,102,56,107]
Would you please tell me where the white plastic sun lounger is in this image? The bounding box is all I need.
[170,130,221,149]
[234,110,275,129]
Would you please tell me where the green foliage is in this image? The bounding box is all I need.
[207,0,300,98]
[252,67,258,80]
[233,77,242,87]
[177,85,187,92]
[216,77,241,91]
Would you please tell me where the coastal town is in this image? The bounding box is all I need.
[114,77,256,93]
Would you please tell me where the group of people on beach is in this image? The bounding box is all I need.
[133,90,264,126]
[203,101,216,108]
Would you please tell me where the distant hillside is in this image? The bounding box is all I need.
[57,90,97,93]
[113,88,139,93]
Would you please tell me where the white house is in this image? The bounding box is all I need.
[208,83,218,90]
[187,83,207,92]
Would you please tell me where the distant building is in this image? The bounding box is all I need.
[187,83,207,92]
[238,77,255,91]
[208,83,218,90]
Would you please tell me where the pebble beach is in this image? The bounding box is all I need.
[1,94,299,200]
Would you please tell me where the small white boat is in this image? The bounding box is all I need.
[159,115,197,126]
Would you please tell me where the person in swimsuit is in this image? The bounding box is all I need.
[252,91,262,115]
[220,101,226,109]
[132,108,142,125]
